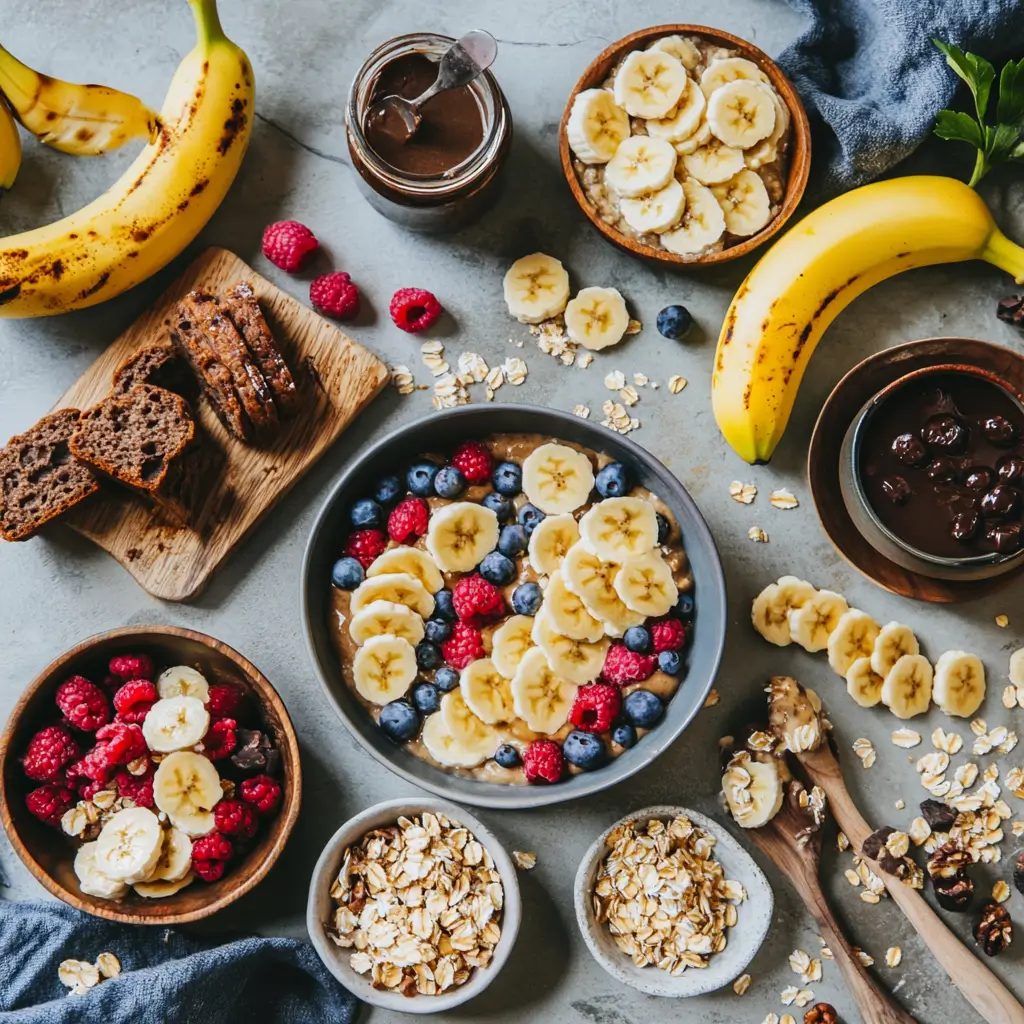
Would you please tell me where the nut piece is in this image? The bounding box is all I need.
[934,873,976,913]
[975,902,1013,956]
[919,798,956,832]
[804,1004,839,1024]
[862,826,907,877]
[927,841,972,880]
[1014,850,1024,897]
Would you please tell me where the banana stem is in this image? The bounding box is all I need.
[982,227,1024,285]
[188,0,225,45]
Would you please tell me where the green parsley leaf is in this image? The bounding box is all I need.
[934,39,995,120]
[934,109,984,149]
[997,57,1024,125]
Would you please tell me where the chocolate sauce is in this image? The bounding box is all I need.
[859,372,1024,558]
[364,52,484,176]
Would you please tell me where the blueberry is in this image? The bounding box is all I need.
[658,650,683,676]
[379,700,419,742]
[612,722,637,748]
[517,503,545,536]
[656,512,671,545]
[563,730,607,770]
[676,592,695,621]
[492,462,522,496]
[434,666,459,692]
[624,625,652,654]
[656,304,694,341]
[433,589,456,621]
[407,462,438,497]
[331,556,364,590]
[374,474,403,506]
[494,743,522,769]
[482,491,514,522]
[511,581,543,615]
[479,551,516,586]
[596,462,631,498]
[416,641,442,670]
[498,524,529,557]
[624,690,664,729]
[424,619,452,643]
[434,466,466,499]
[410,682,441,715]
[350,498,383,529]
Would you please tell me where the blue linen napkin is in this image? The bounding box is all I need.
[777,0,1024,200]
[0,900,358,1023]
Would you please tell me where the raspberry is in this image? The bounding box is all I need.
[193,858,226,883]
[569,683,622,733]
[452,575,505,626]
[261,220,318,272]
[203,717,238,760]
[523,740,564,784]
[79,779,107,801]
[80,722,147,780]
[55,676,111,732]
[601,644,657,686]
[389,287,442,333]
[451,441,493,483]
[240,774,282,815]
[214,799,259,840]
[207,684,246,720]
[114,767,154,808]
[25,783,75,828]
[650,618,686,653]
[108,654,155,682]
[193,831,235,862]
[344,528,387,569]
[310,271,360,320]
[440,622,485,669]
[112,679,157,724]
[387,498,429,544]
[22,725,80,781]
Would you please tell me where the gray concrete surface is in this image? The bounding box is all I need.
[2,1,1024,1021]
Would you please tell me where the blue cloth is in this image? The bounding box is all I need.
[0,901,358,1024]
[777,0,1024,200]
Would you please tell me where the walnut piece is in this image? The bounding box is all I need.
[804,1004,839,1024]
[975,902,1012,956]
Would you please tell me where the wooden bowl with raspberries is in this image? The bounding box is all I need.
[0,625,300,925]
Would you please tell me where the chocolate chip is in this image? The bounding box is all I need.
[230,727,280,774]
[920,798,957,831]
[862,826,896,861]
[891,432,928,467]
[922,414,969,454]
[997,454,1024,485]
[951,509,981,542]
[881,475,912,504]
[982,415,1018,447]
[926,457,958,482]
[980,484,1021,519]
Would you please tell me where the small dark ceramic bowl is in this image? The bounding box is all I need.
[302,405,727,809]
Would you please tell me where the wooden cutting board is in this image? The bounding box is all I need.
[57,247,389,601]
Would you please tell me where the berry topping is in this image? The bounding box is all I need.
[433,666,460,692]
[350,498,383,529]
[240,774,283,815]
[379,700,420,742]
[563,730,607,770]
[375,474,404,507]
[517,503,545,535]
[344,528,387,568]
[407,462,439,496]
[656,304,693,340]
[433,589,456,621]
[193,858,226,883]
[424,619,452,643]
[624,690,665,729]
[193,831,235,864]
[650,618,686,652]
[310,271,360,320]
[25,783,75,828]
[658,650,683,676]
[415,641,442,670]
[94,721,147,766]
[389,287,443,333]
[55,675,111,732]
[440,622,485,669]
[612,722,638,748]
[206,684,247,721]
[261,220,318,272]
[478,551,515,586]
[114,767,154,808]
[451,441,493,483]
[481,491,513,522]
[109,654,155,682]
[595,462,631,498]
[112,679,157,724]
[410,682,441,714]
[203,717,238,760]
[452,575,505,626]
[511,581,542,615]
[494,743,522,769]
[492,461,522,496]
[522,739,564,784]
[601,644,657,686]
[498,524,528,558]
[22,725,80,782]
[331,556,365,590]
[569,683,622,734]
[433,466,466,499]
[623,625,652,654]
[214,799,259,841]
[387,498,429,544]
[676,592,695,620]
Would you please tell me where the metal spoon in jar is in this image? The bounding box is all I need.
[367,30,498,143]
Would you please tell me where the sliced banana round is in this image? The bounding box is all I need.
[846,657,884,708]
[353,634,417,703]
[156,666,209,702]
[75,841,128,900]
[511,647,578,734]
[722,759,784,829]
[491,615,536,679]
[566,88,630,164]
[744,84,790,169]
[348,600,425,647]
[647,34,701,70]
[620,178,687,235]
[870,622,920,678]
[613,551,678,617]
[522,443,596,514]
[528,512,580,576]
[421,712,489,769]
[563,286,631,351]
[787,590,849,653]
[933,650,986,718]
[881,654,933,719]
[425,502,500,574]
[367,546,443,594]
[460,658,516,725]
[503,252,571,323]
[699,56,770,97]
[711,169,772,236]
[645,78,707,143]
[94,807,164,884]
[751,575,816,646]
[681,140,746,185]
[543,570,605,642]
[146,826,193,884]
[673,119,712,156]
[613,49,688,118]
[440,690,501,759]
[579,497,658,561]
[153,751,222,837]
[531,610,608,685]
[562,543,643,636]
[660,177,726,255]
[826,609,881,677]
[142,695,210,753]
[351,571,435,619]
[135,872,195,899]
[604,135,677,198]
[706,79,776,149]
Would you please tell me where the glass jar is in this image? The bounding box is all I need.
[346,33,512,232]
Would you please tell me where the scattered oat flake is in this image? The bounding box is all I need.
[748,526,769,543]
[576,352,593,369]
[769,488,799,510]
[895,798,905,810]
[457,351,489,384]
[625,318,642,335]
[58,960,99,991]
[95,952,120,979]
[820,947,834,960]
[572,404,590,419]
[994,880,1011,903]
[513,850,536,871]
[909,817,932,845]
[762,1017,781,1024]
[885,946,902,968]
[780,986,799,1005]
[860,890,881,904]
[733,972,752,995]
[837,831,850,852]
[729,481,757,505]
[855,949,874,967]
[1003,685,1019,709]
[604,370,626,390]
[633,372,649,386]
[892,729,921,749]
[853,737,876,768]
[502,357,528,385]
[619,385,640,406]
[390,364,415,395]
[844,869,861,887]
[996,614,1009,628]
[485,365,504,391]
[1013,821,1024,837]
[703,689,720,708]
[794,990,814,1008]
[788,949,811,976]
[432,372,469,410]
[668,375,688,394]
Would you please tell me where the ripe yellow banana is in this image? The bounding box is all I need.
[0,0,252,318]
[712,175,1024,464]
[0,93,20,191]
[0,43,160,155]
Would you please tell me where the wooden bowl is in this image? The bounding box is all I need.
[558,25,811,266]
[808,337,1024,603]
[0,626,301,925]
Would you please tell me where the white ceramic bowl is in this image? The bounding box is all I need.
[306,797,522,1014]
[574,805,773,997]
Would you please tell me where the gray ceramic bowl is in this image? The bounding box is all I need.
[306,797,521,1014]
[302,405,727,809]
[574,805,773,997]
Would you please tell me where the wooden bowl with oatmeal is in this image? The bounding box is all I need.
[559,25,810,266]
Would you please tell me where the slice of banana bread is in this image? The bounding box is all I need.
[112,344,195,400]
[0,409,101,541]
